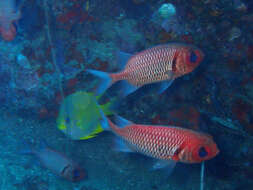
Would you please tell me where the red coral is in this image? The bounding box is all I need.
[65,78,78,96]
[56,3,97,31]
[247,45,253,61]
[67,78,78,89]
[54,91,63,104]
[226,59,240,72]
[231,99,253,134]
[38,107,49,119]
[89,58,109,70]
[158,30,173,43]
[66,43,85,64]
[181,34,194,43]
[151,114,163,125]
[167,106,200,130]
[152,105,200,130]
[232,99,251,124]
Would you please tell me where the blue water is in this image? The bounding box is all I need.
[0,0,253,189]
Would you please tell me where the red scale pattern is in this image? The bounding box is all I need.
[120,125,185,160]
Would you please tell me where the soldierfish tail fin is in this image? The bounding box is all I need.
[86,69,113,95]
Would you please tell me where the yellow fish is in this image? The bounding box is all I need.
[57,91,113,140]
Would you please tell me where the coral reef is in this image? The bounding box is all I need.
[0,0,253,189]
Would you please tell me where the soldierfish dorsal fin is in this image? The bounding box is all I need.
[113,115,133,128]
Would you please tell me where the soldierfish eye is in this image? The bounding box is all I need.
[190,51,197,63]
[198,147,208,158]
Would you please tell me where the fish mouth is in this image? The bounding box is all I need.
[215,147,220,156]
[210,144,220,159]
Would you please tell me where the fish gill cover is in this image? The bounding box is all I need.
[0,0,253,190]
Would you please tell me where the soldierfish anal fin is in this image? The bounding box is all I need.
[117,51,132,70]
[113,137,133,152]
[118,80,139,98]
[113,115,133,128]
[151,159,177,175]
[157,79,174,94]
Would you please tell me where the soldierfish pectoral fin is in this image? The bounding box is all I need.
[113,137,133,152]
[157,70,175,94]
[113,115,133,128]
[157,79,174,94]
[117,51,132,70]
[117,80,139,98]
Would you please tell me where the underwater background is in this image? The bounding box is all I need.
[0,0,253,189]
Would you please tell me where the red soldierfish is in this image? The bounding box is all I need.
[101,115,219,166]
[87,43,204,97]
[22,140,86,182]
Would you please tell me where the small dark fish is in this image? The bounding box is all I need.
[0,0,21,41]
[21,140,86,182]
